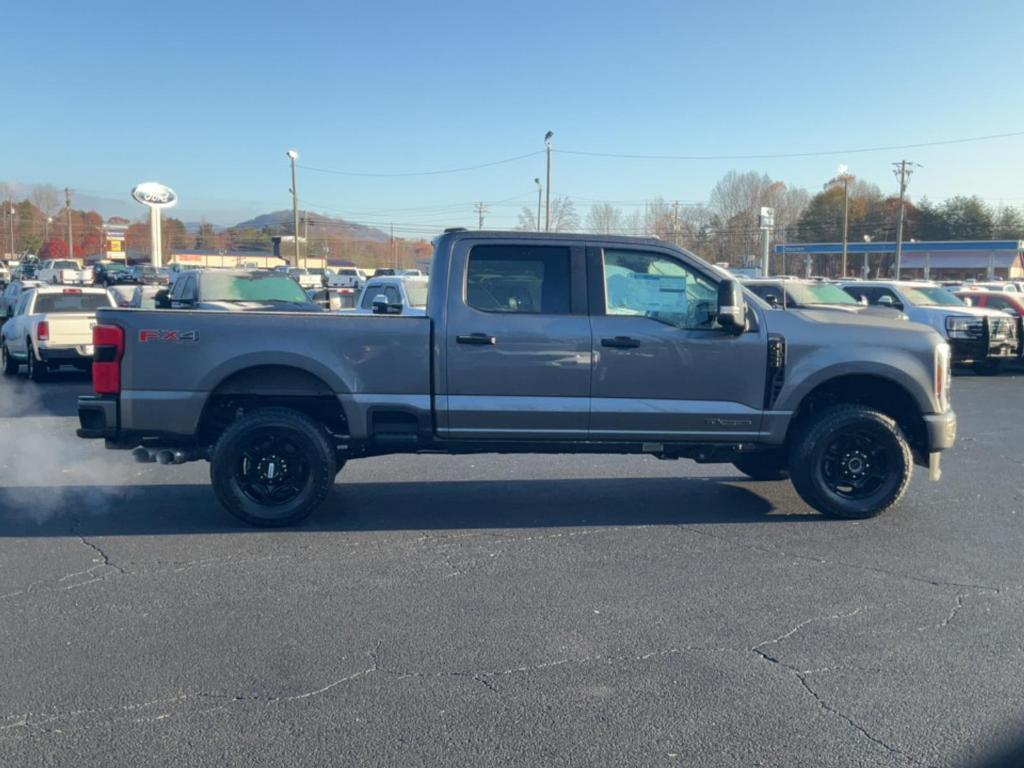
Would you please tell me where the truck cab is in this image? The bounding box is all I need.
[78,231,957,527]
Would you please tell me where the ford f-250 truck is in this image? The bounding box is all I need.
[77,230,957,527]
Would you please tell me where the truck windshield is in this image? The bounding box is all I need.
[787,283,859,306]
[34,292,112,312]
[900,286,965,307]
[405,283,428,307]
[202,273,311,303]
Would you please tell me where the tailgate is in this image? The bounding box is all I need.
[43,314,96,346]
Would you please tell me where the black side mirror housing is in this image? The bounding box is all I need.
[717,279,747,334]
[154,289,171,309]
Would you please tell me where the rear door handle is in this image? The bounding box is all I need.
[456,333,497,345]
[601,336,641,349]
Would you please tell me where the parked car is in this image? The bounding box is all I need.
[955,290,1024,359]
[742,278,906,319]
[129,265,171,286]
[355,276,429,315]
[130,284,164,309]
[37,259,93,285]
[0,261,11,287]
[93,261,134,287]
[1,280,42,321]
[12,259,39,280]
[840,280,1018,374]
[307,287,359,311]
[372,268,396,277]
[79,230,957,527]
[158,269,324,312]
[304,267,334,287]
[285,268,323,290]
[398,268,425,277]
[2,286,115,380]
[107,285,137,308]
[326,267,363,290]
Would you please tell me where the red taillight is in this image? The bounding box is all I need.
[37,321,49,341]
[92,324,124,395]
[62,288,82,294]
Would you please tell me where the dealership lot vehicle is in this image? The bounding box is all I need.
[37,259,93,285]
[355,275,429,315]
[956,290,1024,358]
[841,280,1017,373]
[286,267,323,290]
[130,284,163,308]
[158,268,324,312]
[326,267,363,290]
[743,277,906,318]
[129,265,170,286]
[0,279,41,320]
[0,260,11,286]
[2,286,114,380]
[307,286,359,310]
[107,285,136,307]
[92,260,134,287]
[79,231,956,527]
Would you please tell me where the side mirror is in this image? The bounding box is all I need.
[962,297,973,307]
[1003,307,1019,317]
[717,279,747,334]
[764,293,780,308]
[858,296,868,306]
[154,289,171,309]
[371,294,390,314]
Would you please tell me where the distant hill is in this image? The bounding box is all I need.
[231,210,390,243]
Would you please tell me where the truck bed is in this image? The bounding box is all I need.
[98,308,432,439]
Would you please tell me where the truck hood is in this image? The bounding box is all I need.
[908,304,1007,319]
[766,307,942,348]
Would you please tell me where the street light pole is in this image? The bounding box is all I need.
[7,205,14,261]
[534,178,542,232]
[544,131,553,232]
[287,150,300,268]
[44,216,52,243]
[862,234,872,279]
[830,165,853,277]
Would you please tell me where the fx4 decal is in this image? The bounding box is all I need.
[139,330,200,343]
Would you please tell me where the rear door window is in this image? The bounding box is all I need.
[466,244,571,314]
[33,292,112,312]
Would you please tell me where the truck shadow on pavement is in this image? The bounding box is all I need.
[0,477,822,537]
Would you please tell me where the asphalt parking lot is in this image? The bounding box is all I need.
[1,371,1023,767]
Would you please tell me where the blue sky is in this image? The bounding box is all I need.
[5,0,1024,233]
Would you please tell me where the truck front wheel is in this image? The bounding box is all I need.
[789,405,912,519]
[210,407,337,527]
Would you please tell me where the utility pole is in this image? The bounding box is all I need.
[286,149,300,268]
[390,223,395,269]
[759,207,775,277]
[862,234,872,279]
[44,216,52,243]
[6,203,14,262]
[544,131,553,232]
[65,188,73,261]
[671,201,680,246]
[475,202,488,230]
[534,178,542,232]
[892,160,919,279]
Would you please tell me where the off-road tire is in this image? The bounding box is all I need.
[733,450,789,481]
[2,343,18,376]
[789,404,912,519]
[210,407,336,527]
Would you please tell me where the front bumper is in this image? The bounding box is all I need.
[923,410,957,452]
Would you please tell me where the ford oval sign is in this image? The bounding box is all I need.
[131,182,178,209]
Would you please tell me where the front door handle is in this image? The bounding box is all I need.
[456,333,497,345]
[601,336,641,349]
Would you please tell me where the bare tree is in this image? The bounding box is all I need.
[708,171,810,263]
[30,184,61,216]
[517,207,538,231]
[549,197,579,233]
[585,202,625,234]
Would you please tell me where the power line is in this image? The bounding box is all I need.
[297,150,544,178]
[555,130,1024,162]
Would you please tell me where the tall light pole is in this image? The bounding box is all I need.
[862,234,872,279]
[534,177,542,232]
[544,131,553,232]
[286,149,301,268]
[65,188,74,261]
[44,216,52,243]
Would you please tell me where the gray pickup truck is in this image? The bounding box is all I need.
[78,230,957,526]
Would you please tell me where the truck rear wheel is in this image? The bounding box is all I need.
[26,345,47,382]
[733,450,788,481]
[789,405,912,519]
[210,407,337,527]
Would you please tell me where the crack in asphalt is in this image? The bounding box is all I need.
[918,591,969,632]
[750,608,930,767]
[681,525,1006,595]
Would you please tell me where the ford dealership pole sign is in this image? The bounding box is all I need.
[131,182,178,268]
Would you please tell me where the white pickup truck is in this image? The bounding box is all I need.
[1,286,115,381]
[36,259,94,286]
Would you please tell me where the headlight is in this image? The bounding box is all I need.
[945,315,983,339]
[935,343,951,412]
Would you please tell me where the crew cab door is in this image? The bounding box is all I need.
[440,239,590,438]
[587,245,767,440]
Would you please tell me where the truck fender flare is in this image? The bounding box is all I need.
[775,357,933,416]
[198,353,353,397]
